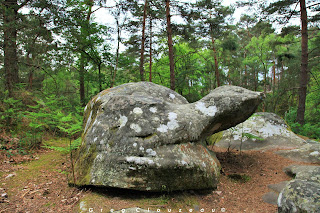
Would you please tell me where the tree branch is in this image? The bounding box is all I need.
[18,0,32,9]
[307,2,320,9]
[21,61,59,91]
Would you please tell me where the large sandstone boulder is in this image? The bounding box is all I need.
[72,82,263,191]
[214,112,305,151]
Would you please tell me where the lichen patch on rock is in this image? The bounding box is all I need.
[130,123,142,133]
[133,107,143,115]
[195,102,217,117]
[119,115,128,128]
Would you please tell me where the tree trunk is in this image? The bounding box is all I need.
[139,0,148,81]
[98,63,102,92]
[165,0,175,91]
[253,69,257,91]
[272,59,276,89]
[244,51,248,87]
[79,53,86,107]
[149,17,153,82]
[111,18,121,88]
[211,37,220,87]
[79,0,93,106]
[280,61,284,87]
[28,70,33,90]
[297,0,308,125]
[3,0,19,97]
[26,53,33,90]
[263,63,267,95]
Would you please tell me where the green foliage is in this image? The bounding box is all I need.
[284,41,320,140]
[242,133,264,141]
[0,88,82,154]
[25,94,82,138]
[0,92,24,129]
[44,137,81,154]
[19,131,43,150]
[285,107,320,140]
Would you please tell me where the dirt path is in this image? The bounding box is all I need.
[0,139,316,213]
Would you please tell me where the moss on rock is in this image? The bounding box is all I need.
[206,132,223,146]
[72,143,97,185]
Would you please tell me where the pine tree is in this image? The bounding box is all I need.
[110,2,123,88]
[165,0,175,90]
[139,0,148,81]
[191,0,234,87]
[264,0,310,124]
[2,0,20,97]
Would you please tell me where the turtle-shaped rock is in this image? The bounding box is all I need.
[72,82,264,191]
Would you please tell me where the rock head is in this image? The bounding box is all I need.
[72,82,263,191]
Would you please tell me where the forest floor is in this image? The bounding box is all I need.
[0,138,316,213]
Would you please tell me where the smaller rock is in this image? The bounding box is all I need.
[276,143,320,163]
[215,112,305,151]
[262,191,279,205]
[278,180,320,213]
[267,181,289,193]
[283,165,320,183]
[278,165,320,212]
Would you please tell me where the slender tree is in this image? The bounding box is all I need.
[79,0,94,106]
[149,17,153,82]
[237,15,257,87]
[111,16,121,88]
[2,0,19,97]
[264,0,309,124]
[296,0,308,125]
[110,2,125,88]
[139,0,148,81]
[191,0,234,88]
[165,0,175,90]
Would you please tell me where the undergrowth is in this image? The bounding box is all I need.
[0,90,83,157]
[285,107,320,140]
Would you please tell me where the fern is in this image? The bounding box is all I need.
[43,145,69,153]
[44,137,81,154]
[70,137,81,150]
